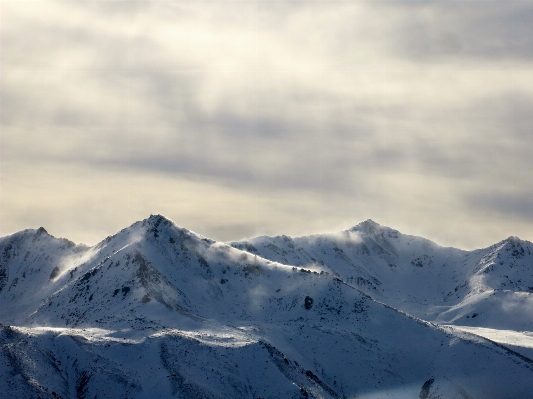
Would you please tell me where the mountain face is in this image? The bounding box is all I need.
[232,220,533,331]
[1,215,533,399]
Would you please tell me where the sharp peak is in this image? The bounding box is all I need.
[360,219,380,226]
[1,227,84,250]
[489,235,527,246]
[502,235,528,245]
[15,227,50,237]
[350,219,385,233]
[145,214,173,224]
[36,226,48,235]
[133,214,179,231]
[94,214,179,247]
[476,235,531,254]
[141,214,183,235]
[18,227,49,237]
[130,214,214,243]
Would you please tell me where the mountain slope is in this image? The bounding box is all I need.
[231,220,533,330]
[0,227,91,325]
[1,215,533,398]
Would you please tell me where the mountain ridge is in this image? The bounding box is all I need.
[231,218,533,331]
[2,214,533,398]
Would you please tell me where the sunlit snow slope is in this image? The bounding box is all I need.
[1,215,533,399]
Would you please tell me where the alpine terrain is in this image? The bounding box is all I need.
[1,215,533,398]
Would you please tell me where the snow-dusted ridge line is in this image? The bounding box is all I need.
[232,217,533,331]
[2,214,533,398]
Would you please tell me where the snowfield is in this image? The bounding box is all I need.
[1,215,533,398]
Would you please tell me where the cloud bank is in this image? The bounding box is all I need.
[2,1,533,249]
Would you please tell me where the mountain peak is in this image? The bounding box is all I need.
[505,235,522,243]
[36,227,48,235]
[137,214,213,244]
[499,235,530,257]
[363,219,379,226]
[350,219,382,234]
[140,214,180,239]
[146,214,172,224]
[4,227,53,243]
[140,214,176,232]
[489,235,528,251]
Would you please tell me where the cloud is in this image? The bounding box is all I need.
[2,1,533,249]
[467,192,533,223]
[387,2,533,61]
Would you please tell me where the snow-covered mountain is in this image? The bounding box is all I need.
[232,219,533,331]
[1,215,533,398]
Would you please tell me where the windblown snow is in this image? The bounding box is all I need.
[1,215,533,398]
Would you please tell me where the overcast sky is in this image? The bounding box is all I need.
[2,1,533,249]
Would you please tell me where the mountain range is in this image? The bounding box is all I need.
[1,214,533,398]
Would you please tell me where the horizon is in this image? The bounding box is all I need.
[2,212,527,252]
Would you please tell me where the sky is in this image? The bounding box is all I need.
[1,1,533,249]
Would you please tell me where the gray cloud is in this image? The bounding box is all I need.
[388,2,533,61]
[467,192,533,222]
[2,1,533,248]
[469,91,533,141]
